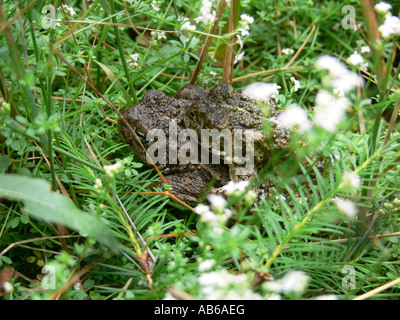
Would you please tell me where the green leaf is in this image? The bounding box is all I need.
[0,174,121,251]
[0,155,12,173]
[0,255,12,264]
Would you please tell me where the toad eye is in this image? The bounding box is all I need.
[135,129,146,141]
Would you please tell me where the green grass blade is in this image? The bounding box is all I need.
[0,174,121,251]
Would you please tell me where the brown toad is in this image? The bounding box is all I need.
[117,85,230,205]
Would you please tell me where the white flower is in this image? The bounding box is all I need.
[316,55,364,93]
[282,48,294,55]
[151,31,167,41]
[313,90,350,132]
[194,204,216,222]
[199,270,243,287]
[236,34,244,49]
[340,171,361,191]
[199,270,261,300]
[316,55,349,78]
[238,14,254,36]
[2,281,13,293]
[333,198,358,218]
[128,53,140,67]
[104,162,122,177]
[182,19,196,31]
[60,4,76,16]
[314,295,338,300]
[330,71,364,92]
[348,52,369,71]
[277,104,312,132]
[264,270,309,294]
[290,76,301,92]
[243,82,281,100]
[374,2,392,15]
[240,13,254,25]
[194,203,231,225]
[207,194,227,212]
[348,51,364,67]
[333,88,345,98]
[195,0,215,25]
[198,259,215,272]
[234,51,245,64]
[224,289,263,300]
[361,46,370,54]
[150,0,160,11]
[379,15,400,38]
[221,180,250,195]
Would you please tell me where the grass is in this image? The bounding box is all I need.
[0,0,400,300]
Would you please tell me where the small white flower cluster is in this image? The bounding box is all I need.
[263,270,309,296]
[333,198,358,219]
[242,82,281,101]
[104,161,122,178]
[379,15,400,38]
[179,17,197,31]
[221,180,250,195]
[375,2,400,38]
[361,46,370,54]
[198,259,216,272]
[59,4,76,16]
[282,48,294,55]
[375,2,392,15]
[340,171,361,192]
[290,76,301,92]
[315,55,363,132]
[128,53,140,68]
[195,0,216,25]
[333,171,361,219]
[150,31,167,45]
[150,0,161,12]
[238,14,255,36]
[313,89,350,132]
[234,51,245,64]
[316,55,364,93]
[194,195,232,231]
[199,270,263,300]
[233,13,254,64]
[275,55,363,133]
[277,104,312,132]
[194,180,253,230]
[347,51,368,71]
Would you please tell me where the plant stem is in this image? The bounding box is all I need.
[190,0,227,85]
[222,0,240,84]
[110,0,138,105]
